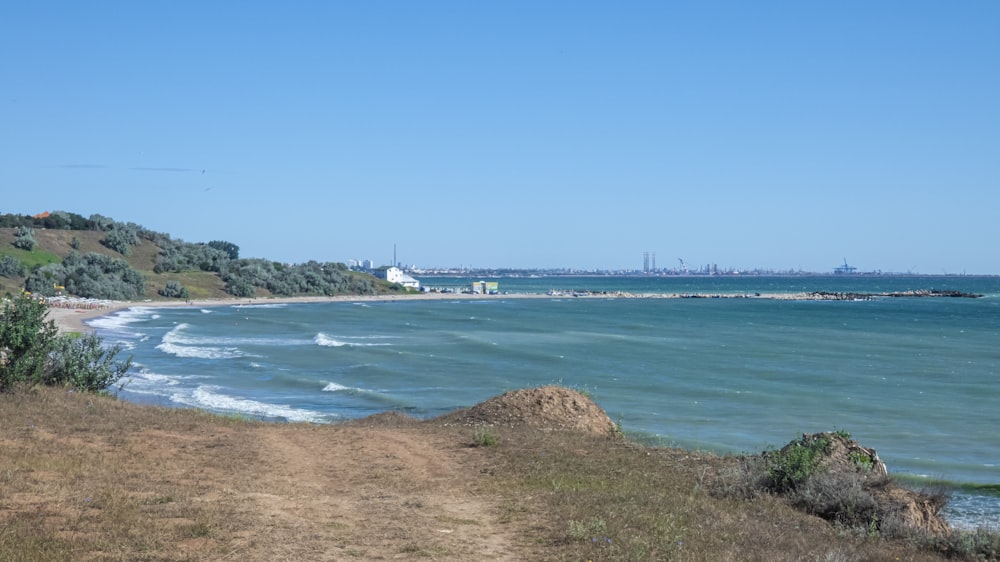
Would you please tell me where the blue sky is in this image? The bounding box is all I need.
[2,2,997,273]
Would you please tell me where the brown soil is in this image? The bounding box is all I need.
[1,387,971,561]
[0,386,616,561]
[438,385,618,436]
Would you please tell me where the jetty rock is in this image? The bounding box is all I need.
[438,386,618,437]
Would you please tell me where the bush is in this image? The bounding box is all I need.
[100,228,134,255]
[207,240,240,260]
[46,332,132,394]
[0,294,59,391]
[0,256,26,278]
[158,280,190,299]
[764,434,831,493]
[789,468,879,526]
[472,428,498,447]
[25,252,146,300]
[12,225,36,251]
[0,293,132,393]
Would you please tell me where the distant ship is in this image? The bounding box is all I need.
[833,258,857,275]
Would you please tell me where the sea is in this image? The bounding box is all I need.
[87,275,1000,530]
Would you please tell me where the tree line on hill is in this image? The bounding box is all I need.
[1,211,383,300]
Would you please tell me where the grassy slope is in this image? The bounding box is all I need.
[0,228,233,299]
[1,227,394,300]
[0,387,962,562]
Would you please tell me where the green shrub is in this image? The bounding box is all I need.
[764,434,831,493]
[25,252,146,300]
[100,228,133,255]
[0,293,58,391]
[0,256,26,278]
[46,332,132,394]
[12,226,36,251]
[0,293,132,393]
[472,428,498,447]
[158,280,190,299]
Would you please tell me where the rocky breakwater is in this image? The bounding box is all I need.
[807,289,983,301]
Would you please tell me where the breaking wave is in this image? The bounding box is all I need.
[171,385,331,423]
[314,333,394,347]
[156,323,245,359]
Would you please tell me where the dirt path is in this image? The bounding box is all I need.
[224,424,523,560]
[0,388,537,561]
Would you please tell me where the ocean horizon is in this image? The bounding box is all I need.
[89,275,1000,530]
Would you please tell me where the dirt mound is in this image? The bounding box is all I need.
[438,386,618,437]
[792,433,950,536]
[790,432,888,479]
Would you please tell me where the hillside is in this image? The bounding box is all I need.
[0,227,229,299]
[0,213,398,300]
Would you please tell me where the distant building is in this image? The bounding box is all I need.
[471,281,499,294]
[379,267,420,289]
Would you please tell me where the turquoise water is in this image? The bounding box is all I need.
[89,276,1000,529]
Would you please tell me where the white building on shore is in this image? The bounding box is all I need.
[380,267,420,289]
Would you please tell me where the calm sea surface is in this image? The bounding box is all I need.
[89,275,1000,529]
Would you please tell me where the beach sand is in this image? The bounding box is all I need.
[44,292,549,334]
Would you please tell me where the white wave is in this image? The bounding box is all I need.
[249,362,263,368]
[231,303,288,309]
[87,306,157,335]
[151,314,161,320]
[121,368,193,397]
[159,323,303,348]
[322,382,354,392]
[200,309,213,314]
[156,323,244,359]
[174,386,330,423]
[157,341,243,359]
[314,333,393,348]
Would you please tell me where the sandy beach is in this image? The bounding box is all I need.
[44,292,549,334]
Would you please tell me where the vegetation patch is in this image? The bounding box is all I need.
[0,293,131,393]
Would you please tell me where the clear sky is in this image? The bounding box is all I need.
[2,2,998,273]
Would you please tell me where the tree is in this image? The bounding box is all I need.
[158,280,190,299]
[101,228,133,255]
[208,240,240,260]
[0,294,59,391]
[0,256,26,278]
[12,225,36,251]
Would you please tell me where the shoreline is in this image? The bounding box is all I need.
[45,288,983,334]
[45,292,551,334]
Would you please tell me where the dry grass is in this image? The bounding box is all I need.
[1,387,991,561]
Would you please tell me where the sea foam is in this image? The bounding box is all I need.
[156,323,245,359]
[314,333,394,347]
[87,306,156,335]
[174,386,330,423]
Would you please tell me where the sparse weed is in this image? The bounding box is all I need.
[472,427,498,447]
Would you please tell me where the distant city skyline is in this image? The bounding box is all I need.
[2,3,998,274]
